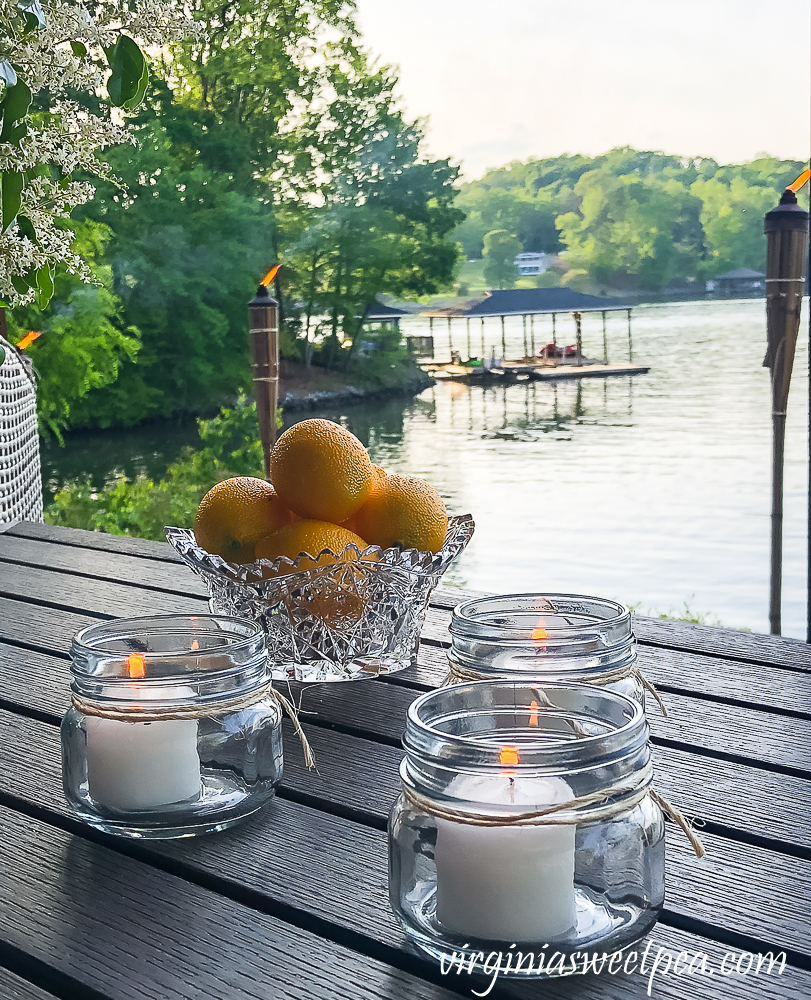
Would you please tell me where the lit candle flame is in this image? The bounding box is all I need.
[127,653,146,678]
[260,265,280,287]
[190,639,199,651]
[532,619,548,652]
[788,169,811,194]
[529,700,539,727]
[17,330,41,350]
[499,745,520,766]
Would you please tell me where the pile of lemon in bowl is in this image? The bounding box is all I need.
[193,418,448,575]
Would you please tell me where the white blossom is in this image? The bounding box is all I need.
[0,1,201,304]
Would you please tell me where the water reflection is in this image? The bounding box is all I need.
[302,299,808,638]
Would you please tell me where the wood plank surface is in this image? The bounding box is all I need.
[0,532,208,598]
[2,704,809,967]
[0,968,59,1000]
[3,538,809,720]
[410,619,811,717]
[0,709,808,994]
[428,584,811,671]
[0,612,809,855]
[0,805,462,1000]
[5,521,179,563]
[2,525,810,1000]
[8,522,811,670]
[4,627,809,782]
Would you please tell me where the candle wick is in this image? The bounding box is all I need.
[509,776,515,804]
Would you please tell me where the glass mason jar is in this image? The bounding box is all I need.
[62,614,283,839]
[448,594,644,707]
[389,681,664,977]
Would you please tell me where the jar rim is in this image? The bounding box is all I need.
[405,680,645,769]
[69,615,269,701]
[451,593,630,638]
[71,614,262,662]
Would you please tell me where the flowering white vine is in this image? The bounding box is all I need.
[0,1,203,306]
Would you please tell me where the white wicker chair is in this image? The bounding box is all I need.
[0,334,43,523]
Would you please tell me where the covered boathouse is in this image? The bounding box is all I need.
[422,288,634,364]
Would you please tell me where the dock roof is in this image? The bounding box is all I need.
[461,288,631,317]
[364,301,410,320]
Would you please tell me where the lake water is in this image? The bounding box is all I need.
[43,298,809,639]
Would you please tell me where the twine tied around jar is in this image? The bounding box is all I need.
[442,659,669,717]
[402,767,705,858]
[71,683,315,769]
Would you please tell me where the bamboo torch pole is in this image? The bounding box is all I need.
[249,270,281,480]
[763,186,809,635]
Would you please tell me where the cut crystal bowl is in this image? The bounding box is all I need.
[165,515,474,682]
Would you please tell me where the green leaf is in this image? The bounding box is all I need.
[34,264,54,309]
[70,40,87,57]
[107,35,147,109]
[16,213,36,242]
[1,171,24,231]
[0,79,32,142]
[11,274,30,294]
[123,53,149,111]
[0,345,5,367]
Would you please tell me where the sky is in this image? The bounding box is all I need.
[354,0,811,179]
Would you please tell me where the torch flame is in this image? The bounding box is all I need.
[260,265,280,287]
[17,330,41,350]
[127,653,146,679]
[788,169,811,194]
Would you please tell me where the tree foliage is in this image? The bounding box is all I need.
[482,229,521,289]
[455,148,807,291]
[45,4,461,427]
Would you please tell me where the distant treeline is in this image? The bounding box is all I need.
[454,148,808,292]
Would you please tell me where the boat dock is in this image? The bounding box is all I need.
[411,288,649,383]
[421,358,650,383]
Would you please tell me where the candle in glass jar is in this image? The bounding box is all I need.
[85,654,201,811]
[433,750,576,942]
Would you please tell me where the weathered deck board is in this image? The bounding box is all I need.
[3,617,811,788]
[1,525,809,1000]
[406,639,811,718]
[8,520,811,670]
[0,968,59,1000]
[2,538,810,721]
[0,805,462,1000]
[0,708,808,978]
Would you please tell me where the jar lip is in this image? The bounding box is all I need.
[70,614,267,690]
[405,680,645,765]
[72,614,261,658]
[451,594,630,638]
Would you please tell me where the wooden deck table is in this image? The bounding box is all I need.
[0,519,809,1000]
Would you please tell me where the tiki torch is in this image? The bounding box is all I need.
[249,266,281,479]
[763,176,809,635]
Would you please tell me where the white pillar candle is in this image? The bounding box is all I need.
[85,654,201,812]
[85,716,201,811]
[434,769,576,942]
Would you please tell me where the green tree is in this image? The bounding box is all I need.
[482,230,521,289]
[691,175,779,275]
[277,48,462,368]
[6,220,140,439]
[556,170,704,290]
[69,7,461,424]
